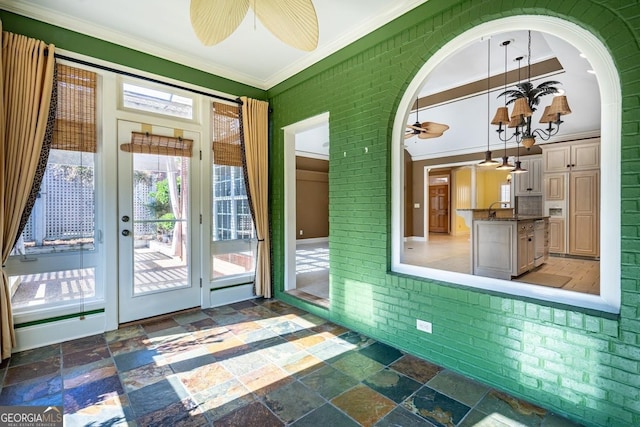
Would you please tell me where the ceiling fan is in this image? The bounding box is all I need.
[405,97,450,140]
[190,0,319,51]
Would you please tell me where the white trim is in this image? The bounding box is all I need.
[1,0,430,90]
[295,151,330,161]
[13,313,106,353]
[392,16,621,314]
[405,236,427,242]
[209,284,257,308]
[296,237,329,245]
[282,112,331,292]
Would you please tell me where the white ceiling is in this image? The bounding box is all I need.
[0,0,429,90]
[1,1,601,161]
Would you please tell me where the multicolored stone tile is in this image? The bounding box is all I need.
[390,354,443,383]
[427,369,489,407]
[458,409,512,427]
[127,376,188,418]
[215,400,284,427]
[172,310,211,325]
[257,338,303,364]
[0,373,61,405]
[224,319,262,336]
[307,338,354,362]
[238,304,274,320]
[263,380,325,423]
[280,351,325,377]
[336,330,376,350]
[178,361,234,394]
[331,351,385,381]
[61,334,106,354]
[195,378,255,422]
[7,343,60,367]
[63,358,118,389]
[473,390,546,426]
[300,364,359,399]
[311,321,349,338]
[364,368,422,403]
[375,405,435,427]
[291,403,360,427]
[237,362,294,397]
[183,316,216,332]
[332,384,397,427]
[119,363,174,393]
[107,335,151,356]
[135,397,206,427]
[359,342,404,366]
[167,349,216,373]
[403,385,471,427]
[113,348,158,372]
[104,324,145,343]
[63,346,111,369]
[219,348,270,376]
[63,394,133,427]
[4,355,61,386]
[140,316,180,333]
[63,374,125,413]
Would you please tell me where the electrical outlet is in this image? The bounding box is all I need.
[416,319,432,333]
[299,230,303,236]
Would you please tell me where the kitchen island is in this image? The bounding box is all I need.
[472,216,549,280]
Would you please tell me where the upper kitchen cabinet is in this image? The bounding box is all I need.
[514,155,543,196]
[543,139,600,172]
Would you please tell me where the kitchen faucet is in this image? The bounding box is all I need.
[488,201,504,219]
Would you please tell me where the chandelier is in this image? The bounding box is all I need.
[491,31,572,150]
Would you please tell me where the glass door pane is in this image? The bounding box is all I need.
[132,154,189,295]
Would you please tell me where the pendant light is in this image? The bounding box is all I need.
[495,39,514,170]
[479,37,499,167]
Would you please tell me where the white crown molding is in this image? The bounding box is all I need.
[1,0,429,90]
[295,151,329,161]
[264,0,430,88]
[0,0,266,88]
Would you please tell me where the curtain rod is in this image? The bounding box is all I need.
[54,53,242,105]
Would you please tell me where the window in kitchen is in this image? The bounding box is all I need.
[391,18,620,314]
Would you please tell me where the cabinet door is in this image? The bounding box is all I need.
[571,142,600,170]
[527,231,536,270]
[548,218,565,254]
[517,231,529,275]
[515,159,531,195]
[569,170,599,257]
[545,173,565,201]
[543,146,570,172]
[529,157,543,194]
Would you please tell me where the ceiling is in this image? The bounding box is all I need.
[0,0,428,90]
[1,1,601,162]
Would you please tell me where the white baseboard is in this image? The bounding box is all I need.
[209,283,256,307]
[404,236,426,242]
[13,313,106,353]
[296,237,329,245]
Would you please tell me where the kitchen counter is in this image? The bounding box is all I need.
[472,217,549,279]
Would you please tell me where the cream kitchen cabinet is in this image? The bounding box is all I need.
[543,139,600,172]
[514,155,543,196]
[569,170,600,257]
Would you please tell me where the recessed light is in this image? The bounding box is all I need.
[579,53,587,59]
[587,69,596,74]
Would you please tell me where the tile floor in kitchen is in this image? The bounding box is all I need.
[0,299,583,426]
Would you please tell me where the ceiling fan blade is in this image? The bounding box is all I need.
[418,132,444,139]
[253,0,319,51]
[190,0,249,46]
[404,132,416,140]
[420,122,450,134]
[406,123,425,132]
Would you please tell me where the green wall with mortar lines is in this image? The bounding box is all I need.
[269,1,640,426]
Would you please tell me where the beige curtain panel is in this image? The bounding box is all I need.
[240,96,271,298]
[120,131,193,157]
[0,27,56,360]
[52,63,97,153]
[212,101,242,167]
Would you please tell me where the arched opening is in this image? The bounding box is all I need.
[391,16,620,313]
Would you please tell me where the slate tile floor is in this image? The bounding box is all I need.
[0,299,583,426]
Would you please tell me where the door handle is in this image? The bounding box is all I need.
[122,229,131,236]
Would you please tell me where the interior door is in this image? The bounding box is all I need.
[429,184,449,233]
[117,120,201,323]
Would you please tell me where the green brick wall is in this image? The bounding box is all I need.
[269,1,640,425]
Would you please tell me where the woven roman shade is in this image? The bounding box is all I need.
[212,101,242,167]
[52,64,97,153]
[120,131,193,157]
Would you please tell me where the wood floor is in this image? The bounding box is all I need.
[403,233,600,295]
[289,234,600,309]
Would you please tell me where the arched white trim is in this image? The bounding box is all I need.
[391,15,621,313]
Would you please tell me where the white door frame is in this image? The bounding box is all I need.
[282,112,330,291]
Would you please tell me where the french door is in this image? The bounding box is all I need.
[117,120,201,323]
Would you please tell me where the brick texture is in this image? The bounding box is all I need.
[270,1,640,426]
